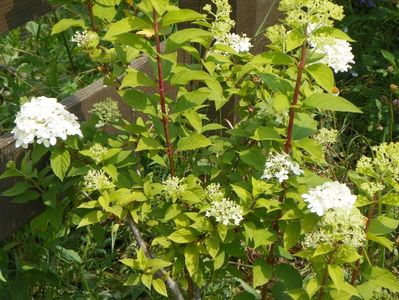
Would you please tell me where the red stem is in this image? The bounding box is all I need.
[153,9,176,176]
[284,41,307,154]
[87,0,97,32]
[351,193,378,284]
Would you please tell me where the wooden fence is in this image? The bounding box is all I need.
[0,0,280,240]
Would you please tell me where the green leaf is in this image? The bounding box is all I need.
[251,126,282,141]
[161,9,205,27]
[56,246,82,264]
[367,233,394,251]
[136,137,163,151]
[104,17,149,40]
[2,182,32,197]
[185,244,199,277]
[205,79,227,110]
[307,63,335,92]
[259,73,293,95]
[167,228,198,243]
[283,221,301,250]
[251,50,294,65]
[286,29,306,52]
[253,259,272,288]
[0,269,6,282]
[164,204,182,221]
[141,273,153,290]
[52,19,85,35]
[214,251,225,270]
[152,278,168,297]
[151,0,168,15]
[295,138,326,163]
[171,69,210,85]
[239,148,266,171]
[366,267,399,292]
[50,148,70,181]
[314,27,355,42]
[77,210,107,228]
[166,28,212,52]
[381,50,397,68]
[275,264,302,290]
[177,133,211,151]
[369,215,399,236]
[120,69,155,88]
[124,274,140,286]
[328,264,345,291]
[304,93,362,113]
[205,237,219,258]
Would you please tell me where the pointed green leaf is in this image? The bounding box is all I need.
[50,148,70,181]
[177,133,211,151]
[253,259,272,288]
[304,93,362,113]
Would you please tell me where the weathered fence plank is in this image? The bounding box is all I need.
[0,0,53,35]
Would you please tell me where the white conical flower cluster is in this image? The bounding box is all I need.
[71,30,97,48]
[12,96,82,149]
[310,38,355,73]
[205,198,243,226]
[302,181,356,216]
[261,152,303,183]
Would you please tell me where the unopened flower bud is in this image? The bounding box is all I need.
[390,84,398,93]
[252,75,261,83]
[392,99,399,106]
[332,86,340,96]
[387,65,394,73]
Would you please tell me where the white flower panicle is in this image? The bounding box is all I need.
[206,183,224,201]
[205,198,243,226]
[304,207,366,249]
[261,152,303,183]
[222,33,253,53]
[71,30,96,48]
[310,38,355,73]
[302,181,356,216]
[83,170,114,192]
[90,99,121,128]
[12,96,82,149]
[162,176,185,200]
[88,143,108,164]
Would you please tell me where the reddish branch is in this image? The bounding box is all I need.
[284,41,308,154]
[87,1,97,32]
[153,9,176,176]
[351,193,378,284]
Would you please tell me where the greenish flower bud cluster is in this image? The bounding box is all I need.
[314,128,338,151]
[83,169,115,192]
[88,143,108,164]
[356,142,399,180]
[360,182,384,198]
[206,183,224,202]
[89,98,121,128]
[203,0,235,42]
[304,207,366,249]
[162,176,185,200]
[279,0,344,29]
